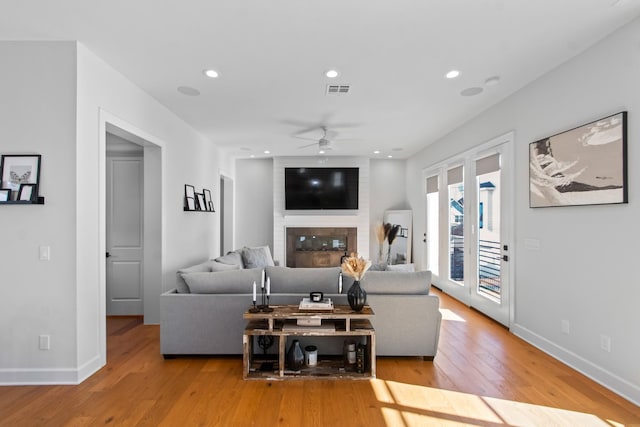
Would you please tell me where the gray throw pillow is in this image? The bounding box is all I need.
[207,260,242,272]
[386,263,416,272]
[214,251,244,268]
[181,268,263,294]
[241,246,275,269]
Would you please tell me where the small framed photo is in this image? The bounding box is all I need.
[186,196,196,211]
[196,193,206,211]
[0,188,10,202]
[203,188,212,212]
[1,154,41,194]
[18,184,37,201]
[184,184,195,209]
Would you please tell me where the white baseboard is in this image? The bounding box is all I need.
[0,355,103,386]
[511,323,640,406]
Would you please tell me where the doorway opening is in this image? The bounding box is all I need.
[99,110,164,366]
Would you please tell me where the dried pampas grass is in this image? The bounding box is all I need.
[341,253,372,281]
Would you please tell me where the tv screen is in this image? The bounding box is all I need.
[285,167,359,210]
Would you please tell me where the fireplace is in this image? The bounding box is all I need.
[286,227,357,268]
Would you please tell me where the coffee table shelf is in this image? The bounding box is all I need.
[243,305,376,380]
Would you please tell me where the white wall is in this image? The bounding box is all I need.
[0,41,229,384]
[369,159,410,261]
[235,158,274,250]
[0,42,78,382]
[407,18,640,404]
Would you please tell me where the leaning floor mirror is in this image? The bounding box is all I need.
[382,210,412,264]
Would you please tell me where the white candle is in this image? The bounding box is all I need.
[261,269,265,288]
[267,276,271,296]
[339,272,343,293]
[253,281,257,302]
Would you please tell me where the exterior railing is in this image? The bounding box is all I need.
[479,239,501,298]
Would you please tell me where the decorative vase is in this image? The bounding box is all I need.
[347,280,367,312]
[286,339,304,371]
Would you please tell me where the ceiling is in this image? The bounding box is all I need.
[2,0,640,159]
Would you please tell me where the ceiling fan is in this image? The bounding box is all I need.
[294,126,361,152]
[296,127,336,151]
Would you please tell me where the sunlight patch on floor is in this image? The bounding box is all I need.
[439,308,466,322]
[371,379,618,426]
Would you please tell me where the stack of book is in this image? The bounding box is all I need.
[298,298,334,311]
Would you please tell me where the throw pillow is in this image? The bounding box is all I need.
[181,268,263,294]
[207,260,242,272]
[241,246,275,269]
[386,263,416,272]
[368,262,387,271]
[214,250,244,268]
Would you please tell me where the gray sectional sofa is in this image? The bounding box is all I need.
[160,257,442,360]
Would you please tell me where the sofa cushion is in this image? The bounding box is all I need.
[360,270,431,295]
[266,266,341,294]
[386,263,416,272]
[181,268,263,294]
[209,260,242,272]
[176,260,213,293]
[214,251,244,268]
[241,246,275,269]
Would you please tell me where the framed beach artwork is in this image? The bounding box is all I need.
[529,112,627,208]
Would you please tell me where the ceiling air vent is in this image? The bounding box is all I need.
[326,84,351,95]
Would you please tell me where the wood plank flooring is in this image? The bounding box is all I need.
[0,288,638,426]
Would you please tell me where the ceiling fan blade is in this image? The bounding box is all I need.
[298,142,319,149]
[292,135,320,141]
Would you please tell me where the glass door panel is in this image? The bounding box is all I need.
[426,175,439,276]
[477,168,501,302]
[447,166,464,284]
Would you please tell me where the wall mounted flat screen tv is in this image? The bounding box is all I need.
[285,167,359,210]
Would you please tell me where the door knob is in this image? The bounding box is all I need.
[106,252,111,258]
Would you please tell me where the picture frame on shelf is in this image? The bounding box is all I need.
[18,184,37,201]
[184,184,195,209]
[0,154,41,198]
[0,188,10,202]
[186,196,196,211]
[196,193,206,211]
[529,111,628,208]
[203,188,213,212]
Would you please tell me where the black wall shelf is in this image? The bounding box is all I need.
[0,196,45,205]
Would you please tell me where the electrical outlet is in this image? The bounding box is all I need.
[600,335,611,352]
[561,319,570,335]
[39,335,50,350]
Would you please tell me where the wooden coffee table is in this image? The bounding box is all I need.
[243,305,376,380]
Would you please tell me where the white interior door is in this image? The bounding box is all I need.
[106,156,144,315]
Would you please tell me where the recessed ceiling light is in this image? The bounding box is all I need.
[373,150,381,154]
[263,150,270,154]
[177,86,200,96]
[485,76,500,86]
[203,69,219,78]
[325,69,339,78]
[445,70,460,79]
[387,155,393,158]
[460,87,483,97]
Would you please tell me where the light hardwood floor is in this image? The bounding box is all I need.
[1,288,638,426]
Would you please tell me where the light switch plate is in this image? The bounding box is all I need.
[39,246,50,261]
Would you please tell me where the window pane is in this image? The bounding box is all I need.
[427,191,439,275]
[448,171,464,284]
[477,168,501,301]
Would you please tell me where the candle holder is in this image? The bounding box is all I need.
[257,286,273,312]
[251,283,273,313]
